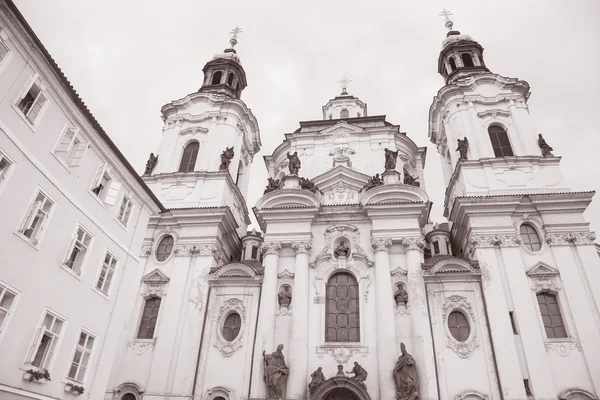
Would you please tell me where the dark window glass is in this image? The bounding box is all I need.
[121,394,137,400]
[488,126,514,157]
[227,73,234,86]
[211,71,222,85]
[222,312,241,341]
[448,57,457,72]
[448,311,470,341]
[340,109,349,119]
[433,241,440,255]
[461,53,474,67]
[325,272,360,342]
[214,398,226,400]
[178,142,199,172]
[137,297,161,339]
[251,245,259,260]
[156,235,174,261]
[537,292,567,338]
[520,224,541,252]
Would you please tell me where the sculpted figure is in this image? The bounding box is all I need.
[263,344,289,399]
[393,342,420,400]
[336,364,345,376]
[264,177,282,194]
[346,361,368,386]
[308,367,326,394]
[403,173,420,187]
[219,147,235,170]
[384,148,399,170]
[456,137,469,161]
[144,153,158,175]
[300,177,318,193]
[363,173,383,191]
[538,133,554,157]
[334,240,350,258]
[278,285,292,307]
[394,283,408,306]
[287,151,301,175]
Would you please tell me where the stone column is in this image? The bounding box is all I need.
[287,241,312,400]
[402,237,438,400]
[371,238,396,400]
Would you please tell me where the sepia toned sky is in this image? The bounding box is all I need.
[13,0,600,233]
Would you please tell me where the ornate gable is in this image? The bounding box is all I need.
[526,262,559,278]
[142,269,170,285]
[311,165,369,206]
[318,121,364,136]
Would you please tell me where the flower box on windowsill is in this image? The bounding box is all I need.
[64,383,85,396]
[23,368,51,383]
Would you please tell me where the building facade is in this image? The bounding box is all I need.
[0,1,164,399]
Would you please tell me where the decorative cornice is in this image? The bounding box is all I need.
[371,238,392,253]
[277,269,295,280]
[292,241,312,255]
[545,232,596,246]
[261,241,282,256]
[400,237,426,251]
[173,244,217,256]
[466,235,521,256]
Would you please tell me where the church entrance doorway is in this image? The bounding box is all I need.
[311,375,371,400]
[323,388,361,400]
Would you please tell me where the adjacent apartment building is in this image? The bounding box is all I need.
[0,1,164,399]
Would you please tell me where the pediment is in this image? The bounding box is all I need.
[422,256,480,276]
[211,263,257,278]
[526,262,559,278]
[319,121,364,136]
[312,165,370,192]
[142,268,170,285]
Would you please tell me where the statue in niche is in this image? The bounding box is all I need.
[287,151,301,175]
[346,361,368,386]
[308,367,326,394]
[384,148,399,170]
[278,285,292,308]
[394,283,408,306]
[334,240,350,258]
[538,133,554,157]
[264,177,282,194]
[456,137,469,161]
[403,172,420,187]
[393,342,420,400]
[263,344,289,399]
[300,177,318,193]
[219,147,235,170]
[363,173,383,192]
[143,153,158,175]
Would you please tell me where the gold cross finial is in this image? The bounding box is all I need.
[229,26,243,48]
[438,9,454,30]
[337,76,352,94]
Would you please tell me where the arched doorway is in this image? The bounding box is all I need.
[311,375,371,400]
[324,388,361,400]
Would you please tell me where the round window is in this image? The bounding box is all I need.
[520,223,542,252]
[448,311,470,342]
[222,312,241,341]
[156,235,174,261]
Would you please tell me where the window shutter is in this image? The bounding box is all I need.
[63,235,78,266]
[18,73,38,101]
[21,201,41,232]
[56,129,74,153]
[91,164,107,188]
[104,181,122,205]
[70,142,88,167]
[44,333,57,368]
[26,326,43,364]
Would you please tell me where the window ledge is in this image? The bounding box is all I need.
[13,231,39,250]
[59,264,83,281]
[11,104,37,132]
[92,286,110,301]
[51,152,74,173]
[88,190,106,208]
[114,216,129,232]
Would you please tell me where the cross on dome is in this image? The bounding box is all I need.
[337,76,352,95]
[439,9,454,31]
[229,26,243,48]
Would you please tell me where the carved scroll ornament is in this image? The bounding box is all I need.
[442,295,478,358]
[261,241,282,256]
[214,298,246,357]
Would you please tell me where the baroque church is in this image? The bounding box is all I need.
[106,15,600,400]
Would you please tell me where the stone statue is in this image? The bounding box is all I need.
[384,148,399,170]
[308,367,326,394]
[143,153,158,175]
[219,147,235,170]
[300,177,318,193]
[393,342,420,400]
[334,240,350,258]
[264,177,282,194]
[403,173,420,187]
[394,283,408,306]
[336,364,345,376]
[287,151,301,175]
[538,133,554,157]
[346,361,368,386]
[456,137,469,161]
[263,344,289,399]
[278,285,292,308]
[363,173,383,191]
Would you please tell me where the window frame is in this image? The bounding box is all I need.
[518,222,544,254]
[0,148,16,197]
[24,308,67,372]
[447,310,471,342]
[94,250,119,298]
[116,193,134,227]
[17,187,56,247]
[487,124,514,158]
[155,234,175,263]
[14,73,50,129]
[136,296,162,340]
[536,291,568,339]
[90,163,122,206]
[61,225,94,277]
[178,141,199,173]
[53,123,88,169]
[0,32,14,77]
[339,108,350,119]
[0,280,20,347]
[324,271,361,343]
[222,312,242,342]
[65,328,96,383]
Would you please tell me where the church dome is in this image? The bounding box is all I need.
[213,47,242,65]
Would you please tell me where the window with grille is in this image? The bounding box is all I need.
[340,109,349,119]
[95,252,117,295]
[488,126,514,157]
[55,125,87,167]
[137,297,161,339]
[222,312,241,341]
[156,235,174,262]
[325,272,360,342]
[17,77,48,124]
[27,311,64,369]
[0,283,17,336]
[448,311,470,342]
[520,224,542,252]
[178,142,199,172]
[19,190,54,244]
[64,227,92,274]
[0,150,13,187]
[537,292,567,338]
[117,195,133,226]
[67,330,95,382]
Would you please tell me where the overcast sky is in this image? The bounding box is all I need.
[14,0,600,233]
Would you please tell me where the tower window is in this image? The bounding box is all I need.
[433,240,440,255]
[448,57,457,72]
[178,142,199,172]
[211,71,223,85]
[520,224,541,252]
[340,109,349,119]
[251,245,259,260]
[227,73,234,86]
[536,292,567,338]
[448,310,470,341]
[222,312,241,341]
[461,53,474,67]
[488,126,514,157]
[326,272,360,342]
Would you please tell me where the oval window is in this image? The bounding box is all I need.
[156,235,174,262]
[448,311,470,342]
[222,312,241,341]
[520,224,542,252]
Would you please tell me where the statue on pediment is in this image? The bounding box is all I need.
[287,151,301,175]
[219,147,235,170]
[456,137,469,161]
[308,367,326,394]
[363,173,383,192]
[346,361,368,387]
[385,148,399,170]
[300,177,318,193]
[538,133,554,157]
[264,177,282,194]
[144,153,158,175]
[403,173,420,187]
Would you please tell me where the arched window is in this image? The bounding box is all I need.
[340,109,349,119]
[156,235,174,261]
[448,311,470,341]
[178,142,199,172]
[214,397,226,400]
[520,224,542,252]
[537,292,567,338]
[137,297,161,339]
[461,53,474,67]
[121,394,137,400]
[448,57,457,72]
[227,73,234,86]
[211,71,223,85]
[222,312,241,341]
[326,272,360,342]
[433,240,440,255]
[488,126,514,157]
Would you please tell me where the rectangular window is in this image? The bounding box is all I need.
[433,240,440,255]
[63,227,92,274]
[137,297,162,339]
[91,164,121,205]
[537,292,567,338]
[55,125,88,167]
[509,311,519,334]
[251,245,258,259]
[0,150,14,186]
[17,77,48,124]
[0,42,9,63]
[19,190,54,244]
[27,311,64,369]
[0,284,17,335]
[95,252,117,295]
[67,330,95,382]
[117,195,133,226]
